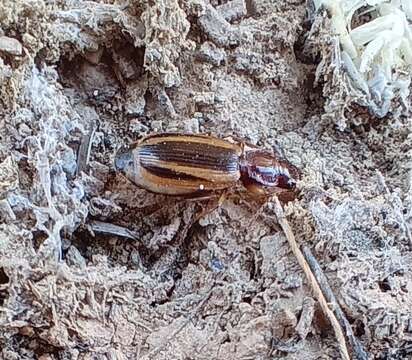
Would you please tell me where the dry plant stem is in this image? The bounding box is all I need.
[89,220,139,240]
[271,196,351,360]
[302,246,369,360]
[76,125,96,175]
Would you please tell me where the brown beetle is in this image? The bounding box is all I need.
[114,133,299,201]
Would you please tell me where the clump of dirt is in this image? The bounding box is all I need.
[0,0,411,359]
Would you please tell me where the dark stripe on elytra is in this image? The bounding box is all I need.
[139,142,239,172]
[143,133,218,141]
[143,164,206,182]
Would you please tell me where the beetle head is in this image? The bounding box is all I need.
[239,149,298,196]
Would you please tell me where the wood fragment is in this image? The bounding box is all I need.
[271,196,351,360]
[76,125,96,176]
[296,297,315,340]
[302,246,369,360]
[89,220,139,240]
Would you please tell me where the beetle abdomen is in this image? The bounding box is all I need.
[139,141,240,180]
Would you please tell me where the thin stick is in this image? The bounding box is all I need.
[76,125,96,176]
[271,196,351,360]
[302,246,368,360]
[89,220,139,240]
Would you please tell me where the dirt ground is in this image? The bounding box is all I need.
[0,0,411,359]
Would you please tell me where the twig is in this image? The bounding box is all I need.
[76,125,96,176]
[302,246,368,360]
[271,196,351,360]
[88,220,139,240]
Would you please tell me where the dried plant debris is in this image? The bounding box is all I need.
[0,0,411,359]
[310,0,412,128]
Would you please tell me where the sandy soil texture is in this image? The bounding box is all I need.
[0,0,411,359]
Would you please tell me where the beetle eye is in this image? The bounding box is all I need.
[253,165,294,189]
[276,173,296,190]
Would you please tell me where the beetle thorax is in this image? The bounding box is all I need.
[239,149,296,193]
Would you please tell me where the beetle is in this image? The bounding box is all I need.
[114,133,299,202]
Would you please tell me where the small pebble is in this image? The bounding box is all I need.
[217,0,247,22]
[197,41,226,66]
[0,36,23,56]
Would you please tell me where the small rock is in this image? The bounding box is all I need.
[247,0,270,16]
[65,246,87,269]
[233,315,273,357]
[0,58,12,82]
[129,119,149,134]
[194,91,215,106]
[20,326,34,337]
[0,156,19,197]
[90,161,110,182]
[18,123,32,137]
[271,308,297,339]
[89,197,122,218]
[281,273,303,290]
[22,33,37,51]
[156,89,176,117]
[165,120,179,132]
[238,302,254,315]
[38,355,54,360]
[151,120,163,131]
[60,147,77,177]
[0,199,16,221]
[260,233,287,278]
[0,36,23,56]
[197,41,226,66]
[184,118,200,133]
[210,257,224,272]
[217,0,247,22]
[83,47,104,65]
[39,325,70,348]
[296,297,315,340]
[79,173,105,197]
[125,79,147,117]
[130,249,142,267]
[198,5,239,47]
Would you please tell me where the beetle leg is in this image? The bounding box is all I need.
[193,191,228,223]
[184,193,220,202]
[245,202,267,227]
